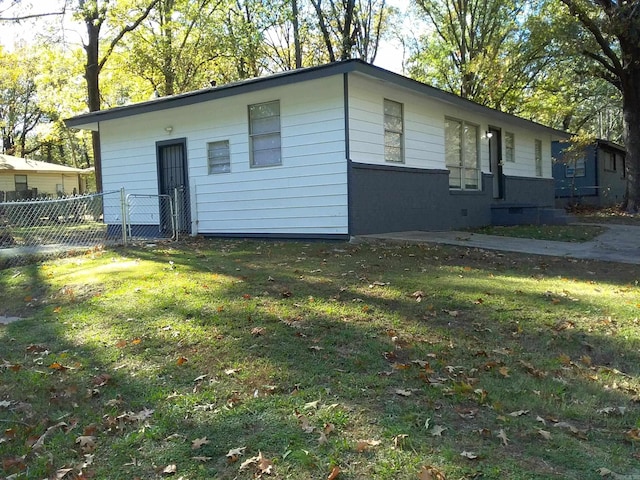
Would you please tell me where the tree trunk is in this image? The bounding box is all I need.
[621,71,640,212]
[292,0,302,68]
[84,4,103,192]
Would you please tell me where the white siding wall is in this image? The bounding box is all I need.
[348,74,554,179]
[99,76,348,234]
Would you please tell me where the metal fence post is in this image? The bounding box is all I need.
[174,187,179,242]
[120,187,127,246]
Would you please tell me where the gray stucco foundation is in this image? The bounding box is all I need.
[348,163,559,235]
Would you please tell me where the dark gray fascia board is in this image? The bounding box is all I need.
[64,61,360,129]
[65,59,570,139]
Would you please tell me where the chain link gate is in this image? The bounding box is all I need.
[124,192,177,242]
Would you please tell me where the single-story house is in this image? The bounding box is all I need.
[65,59,570,239]
[552,139,627,207]
[0,154,92,202]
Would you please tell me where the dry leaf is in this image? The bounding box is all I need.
[418,465,447,480]
[496,429,509,446]
[537,429,552,440]
[318,431,328,445]
[460,451,478,459]
[431,425,447,437]
[54,467,74,478]
[508,410,529,417]
[498,366,510,378]
[395,388,412,397]
[75,435,96,452]
[192,456,212,462]
[304,400,320,410]
[176,356,188,366]
[257,451,273,475]
[191,437,209,449]
[162,464,177,474]
[327,465,340,479]
[251,327,266,336]
[225,446,246,462]
[393,434,408,447]
[355,439,381,452]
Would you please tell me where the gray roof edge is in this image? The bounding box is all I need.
[349,62,570,138]
[65,59,569,139]
[64,60,360,128]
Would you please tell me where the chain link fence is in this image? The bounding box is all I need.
[0,189,179,269]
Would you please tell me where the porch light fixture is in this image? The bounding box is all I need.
[165,126,173,134]
[485,131,493,139]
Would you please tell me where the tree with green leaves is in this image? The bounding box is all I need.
[310,0,388,62]
[554,0,640,210]
[75,0,160,191]
[408,0,558,113]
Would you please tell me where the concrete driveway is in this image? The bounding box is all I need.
[359,223,640,265]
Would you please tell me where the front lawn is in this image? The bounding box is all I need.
[1,239,639,479]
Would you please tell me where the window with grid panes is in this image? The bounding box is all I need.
[445,118,480,190]
[384,99,403,163]
[249,100,281,167]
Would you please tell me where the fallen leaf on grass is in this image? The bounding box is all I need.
[537,429,552,440]
[162,464,177,474]
[240,451,274,475]
[327,465,340,479]
[431,425,447,437]
[304,400,320,410]
[251,327,266,336]
[226,446,246,463]
[75,435,96,452]
[508,410,529,417]
[49,362,69,371]
[191,437,209,449]
[393,434,408,447]
[498,366,510,378]
[395,388,412,397]
[176,356,188,366]
[496,429,509,446]
[419,465,447,480]
[626,428,640,441]
[355,439,381,452]
[192,456,212,462]
[460,451,478,459]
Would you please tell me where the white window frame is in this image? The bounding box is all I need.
[248,100,281,168]
[384,99,404,163]
[505,132,515,163]
[534,139,543,177]
[445,117,480,190]
[207,140,231,174]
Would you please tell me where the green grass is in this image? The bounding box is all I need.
[1,239,639,479]
[469,224,605,242]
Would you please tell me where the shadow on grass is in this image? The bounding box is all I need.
[1,238,639,479]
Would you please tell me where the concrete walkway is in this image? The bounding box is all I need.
[360,223,640,265]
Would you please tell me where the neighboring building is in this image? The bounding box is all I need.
[65,60,569,238]
[0,154,92,202]
[553,140,627,207]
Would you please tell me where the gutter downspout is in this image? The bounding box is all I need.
[344,72,352,238]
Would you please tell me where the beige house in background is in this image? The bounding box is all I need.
[0,154,92,201]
